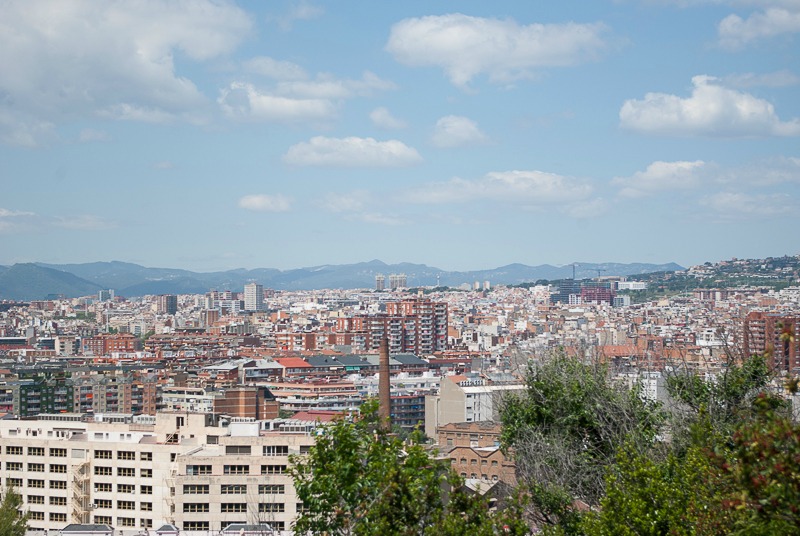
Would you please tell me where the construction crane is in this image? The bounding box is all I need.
[596,268,607,278]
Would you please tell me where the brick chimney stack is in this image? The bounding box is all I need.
[378,336,391,428]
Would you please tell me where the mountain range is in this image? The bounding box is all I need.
[0,260,684,300]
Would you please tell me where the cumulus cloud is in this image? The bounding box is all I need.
[238,194,292,212]
[431,115,489,148]
[718,7,800,49]
[386,13,609,87]
[700,191,793,219]
[283,136,422,167]
[715,155,800,185]
[220,71,394,122]
[0,207,36,233]
[218,82,336,123]
[0,208,35,218]
[0,0,252,145]
[370,107,407,129]
[620,75,800,136]
[404,170,592,206]
[613,160,707,197]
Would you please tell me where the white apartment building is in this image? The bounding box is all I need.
[0,412,314,534]
[243,283,265,312]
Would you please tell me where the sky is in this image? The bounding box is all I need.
[0,0,799,273]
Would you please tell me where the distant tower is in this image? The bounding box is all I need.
[243,282,264,311]
[375,274,385,291]
[157,294,178,315]
[378,337,391,429]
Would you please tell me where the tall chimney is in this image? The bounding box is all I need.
[378,336,391,428]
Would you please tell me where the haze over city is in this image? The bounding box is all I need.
[1,1,798,272]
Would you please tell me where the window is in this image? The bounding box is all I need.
[94,450,112,459]
[28,447,44,456]
[94,466,112,476]
[186,465,211,476]
[95,499,112,509]
[470,459,477,466]
[117,467,135,477]
[7,478,21,487]
[6,446,22,455]
[140,485,153,495]
[140,468,152,478]
[27,479,44,489]
[50,464,67,473]
[225,445,251,455]
[118,451,136,460]
[263,445,288,456]
[50,513,67,522]
[95,483,112,493]
[118,517,136,528]
[183,503,209,513]
[182,484,209,495]
[299,445,311,455]
[29,512,44,521]
[224,465,249,475]
[259,484,285,495]
[261,464,286,475]
[118,500,136,510]
[50,448,67,458]
[50,480,67,490]
[140,452,153,461]
[28,495,44,505]
[7,462,22,471]
[140,519,153,528]
[49,497,67,506]
[221,503,247,513]
[140,502,152,512]
[94,516,112,525]
[118,484,135,494]
[184,522,209,531]
[491,460,498,467]
[28,463,45,472]
[221,484,246,495]
[481,460,487,466]
[259,503,285,513]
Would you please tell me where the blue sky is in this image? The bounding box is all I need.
[1,0,798,272]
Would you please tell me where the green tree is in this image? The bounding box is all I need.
[0,485,28,536]
[500,351,664,533]
[290,400,526,536]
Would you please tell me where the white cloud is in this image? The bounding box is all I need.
[54,215,115,231]
[722,69,800,88]
[238,194,291,212]
[370,107,407,129]
[719,7,800,49]
[700,191,793,219]
[283,136,422,167]
[613,160,707,197]
[620,75,800,136]
[243,57,308,80]
[405,170,592,206]
[715,155,800,185]
[218,82,336,123]
[0,0,252,145]
[431,115,489,148]
[220,71,395,122]
[386,13,609,87]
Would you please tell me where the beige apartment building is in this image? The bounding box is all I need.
[0,412,314,534]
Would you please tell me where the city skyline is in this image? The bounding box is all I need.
[1,1,798,272]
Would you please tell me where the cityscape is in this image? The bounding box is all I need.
[1,253,799,533]
[2,0,800,534]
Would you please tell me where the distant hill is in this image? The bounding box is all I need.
[0,259,681,298]
[0,263,102,300]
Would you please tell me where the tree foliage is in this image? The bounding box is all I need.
[0,485,28,536]
[500,351,664,532]
[290,400,525,536]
